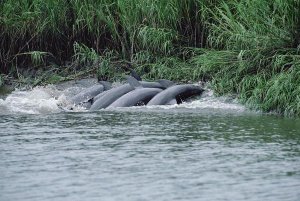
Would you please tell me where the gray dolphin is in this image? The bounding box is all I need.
[93,90,109,103]
[92,79,172,103]
[69,81,111,105]
[92,81,164,104]
[147,84,204,106]
[108,88,163,108]
[108,78,164,108]
[90,76,173,110]
[139,80,173,89]
[89,84,134,110]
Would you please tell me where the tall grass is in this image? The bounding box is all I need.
[0,0,213,70]
[0,0,299,116]
[190,0,300,116]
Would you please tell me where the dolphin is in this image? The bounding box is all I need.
[147,84,204,106]
[69,81,111,105]
[89,84,134,110]
[90,76,174,110]
[108,88,163,108]
[91,81,168,104]
[127,72,175,89]
[108,78,163,108]
[166,99,177,105]
[139,80,173,89]
[93,90,109,103]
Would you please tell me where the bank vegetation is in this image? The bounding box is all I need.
[0,0,299,116]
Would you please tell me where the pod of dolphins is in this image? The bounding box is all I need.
[68,76,204,110]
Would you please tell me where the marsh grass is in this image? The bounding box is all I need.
[0,0,212,70]
[196,0,300,116]
[0,0,299,116]
[0,75,3,87]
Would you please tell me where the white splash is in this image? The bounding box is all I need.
[143,90,246,111]
[0,85,87,115]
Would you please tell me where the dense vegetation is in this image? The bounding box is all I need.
[0,0,299,116]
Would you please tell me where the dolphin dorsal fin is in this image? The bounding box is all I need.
[129,69,142,81]
[98,81,112,90]
[157,79,175,89]
[126,76,143,89]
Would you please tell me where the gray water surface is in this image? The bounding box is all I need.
[0,108,299,201]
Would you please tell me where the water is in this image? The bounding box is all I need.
[0,84,299,201]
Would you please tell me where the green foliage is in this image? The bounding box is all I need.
[138,56,193,81]
[18,51,51,67]
[73,42,100,65]
[193,0,300,116]
[72,42,122,81]
[138,26,176,54]
[207,0,299,50]
[0,75,3,87]
[0,0,299,116]
[0,0,208,70]
[45,74,65,84]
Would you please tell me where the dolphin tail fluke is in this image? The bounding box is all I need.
[157,79,175,89]
[99,81,112,90]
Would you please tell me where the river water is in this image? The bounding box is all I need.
[0,82,299,201]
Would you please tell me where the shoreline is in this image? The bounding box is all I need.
[0,60,298,118]
[1,0,299,117]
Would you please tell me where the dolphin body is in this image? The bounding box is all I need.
[139,81,165,89]
[93,90,109,103]
[89,84,134,110]
[108,86,163,108]
[90,77,174,110]
[92,80,171,103]
[147,84,204,106]
[69,81,111,105]
[108,77,174,108]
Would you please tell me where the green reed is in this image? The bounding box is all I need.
[0,0,299,116]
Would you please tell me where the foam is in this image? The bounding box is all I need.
[143,90,245,111]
